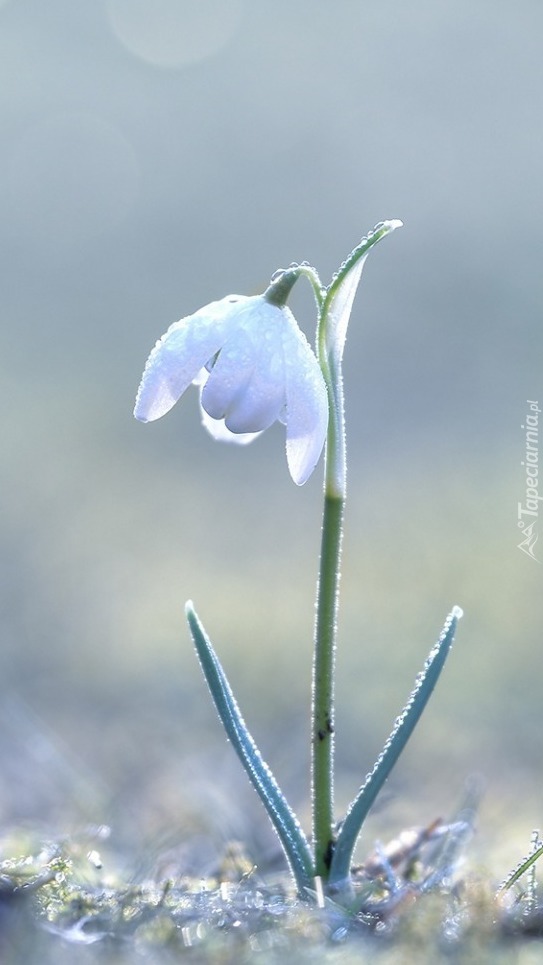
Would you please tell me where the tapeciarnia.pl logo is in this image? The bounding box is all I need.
[517,399,541,562]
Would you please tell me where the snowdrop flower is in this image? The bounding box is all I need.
[134,275,329,485]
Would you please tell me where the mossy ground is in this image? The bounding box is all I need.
[1,824,542,964]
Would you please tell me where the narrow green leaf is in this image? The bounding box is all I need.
[497,842,543,894]
[185,601,314,892]
[329,606,463,889]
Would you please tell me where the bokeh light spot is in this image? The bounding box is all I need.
[106,0,243,69]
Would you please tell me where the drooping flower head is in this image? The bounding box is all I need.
[134,270,328,485]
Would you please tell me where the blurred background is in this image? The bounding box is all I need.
[0,0,541,880]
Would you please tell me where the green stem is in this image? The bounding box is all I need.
[312,342,346,878]
[312,489,344,877]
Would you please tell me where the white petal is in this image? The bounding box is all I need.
[282,314,328,485]
[199,396,262,445]
[224,368,284,433]
[134,295,249,422]
[201,299,285,433]
[200,326,254,422]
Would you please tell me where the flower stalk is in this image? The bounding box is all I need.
[312,490,343,876]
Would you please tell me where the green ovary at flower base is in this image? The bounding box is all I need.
[134,220,463,900]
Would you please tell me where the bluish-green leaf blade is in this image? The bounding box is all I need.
[329,606,463,889]
[185,601,314,891]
